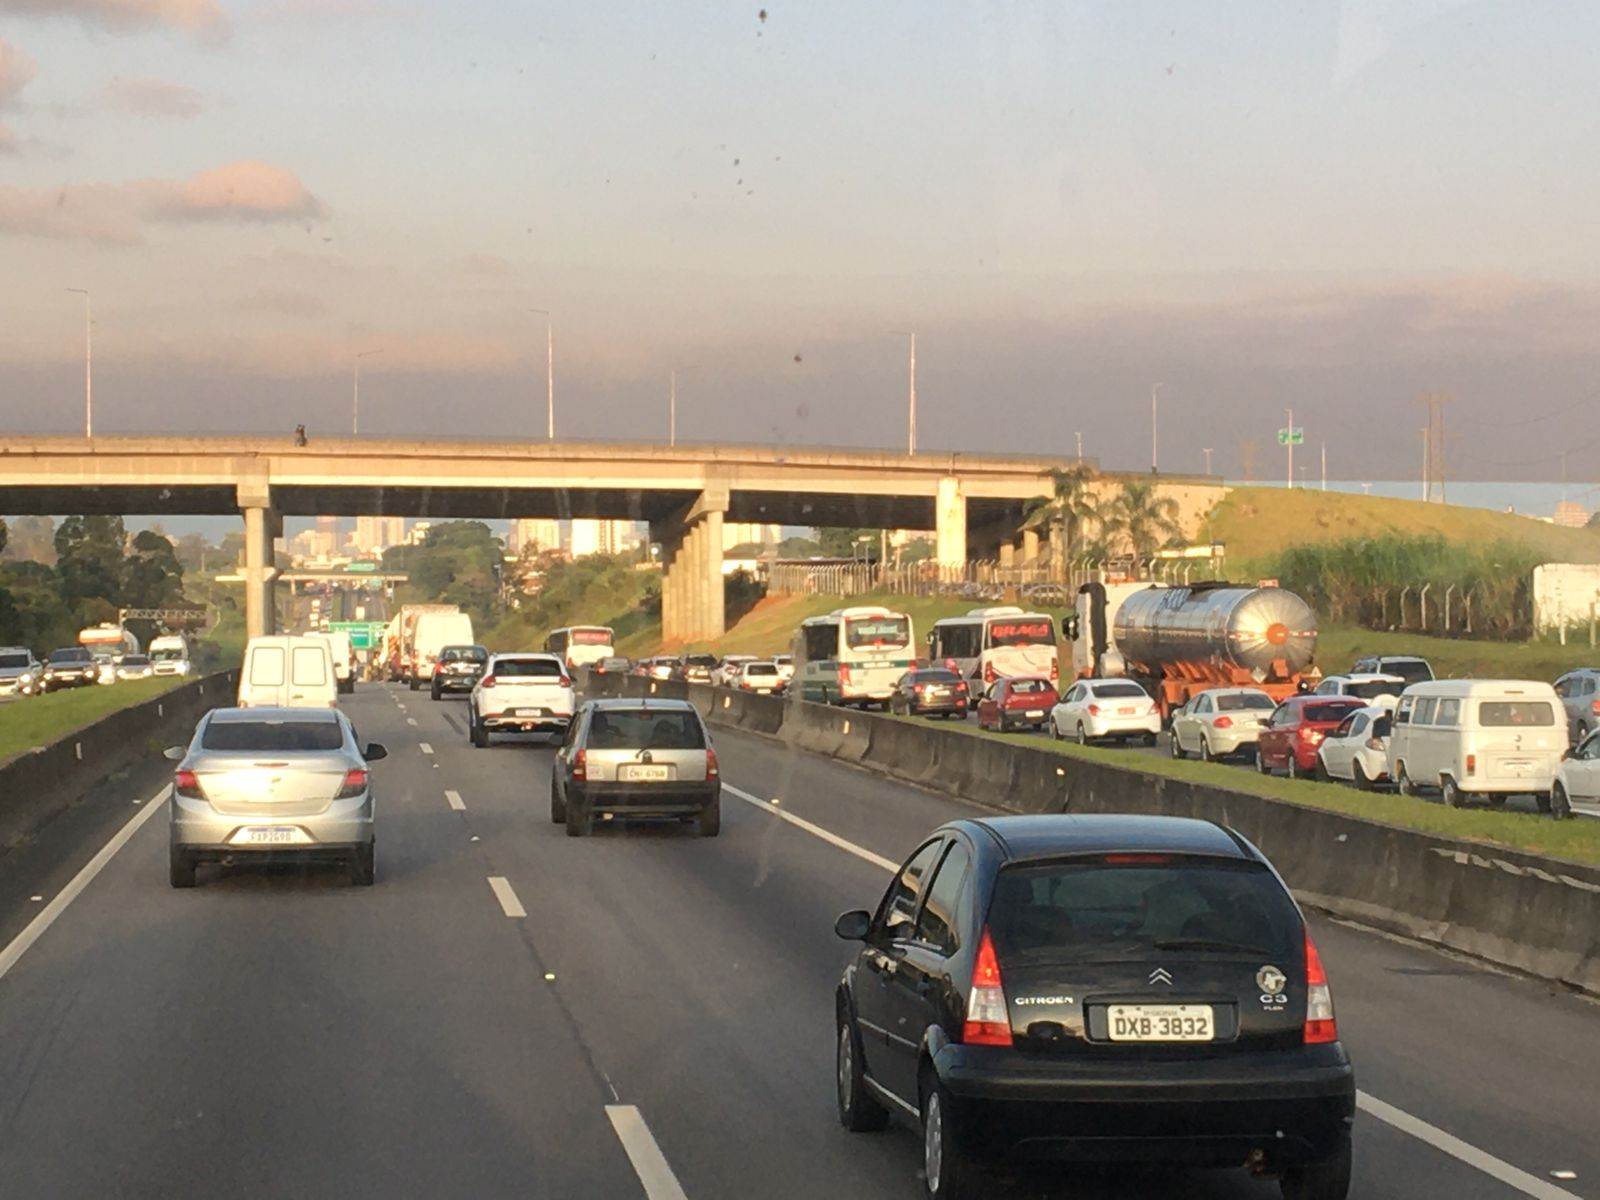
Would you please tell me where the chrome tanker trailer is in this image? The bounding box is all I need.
[1069,581,1318,718]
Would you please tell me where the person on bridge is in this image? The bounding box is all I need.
[294,424,308,446]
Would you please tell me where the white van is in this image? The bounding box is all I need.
[310,630,356,694]
[1388,680,1567,807]
[237,636,339,709]
[411,611,475,691]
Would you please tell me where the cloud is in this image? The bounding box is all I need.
[0,124,15,153]
[103,77,206,118]
[236,288,325,318]
[0,38,37,108]
[0,0,228,37]
[0,160,326,243]
[459,253,514,277]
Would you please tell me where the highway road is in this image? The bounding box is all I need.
[0,685,1594,1198]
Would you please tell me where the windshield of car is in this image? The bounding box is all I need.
[150,648,184,661]
[201,720,344,752]
[1216,692,1275,711]
[685,655,718,668]
[493,658,562,678]
[1304,703,1360,723]
[1346,680,1399,700]
[1387,661,1434,685]
[989,859,1300,964]
[1009,678,1052,695]
[121,656,151,667]
[49,649,92,665]
[586,710,707,751]
[1090,682,1148,699]
[441,647,487,663]
[0,653,30,669]
[743,663,778,677]
[1479,701,1556,727]
[912,669,961,684]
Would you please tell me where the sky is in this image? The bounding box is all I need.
[3,1,1600,481]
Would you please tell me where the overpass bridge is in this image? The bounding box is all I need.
[0,436,1222,642]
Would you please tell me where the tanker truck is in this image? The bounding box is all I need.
[1069,581,1317,719]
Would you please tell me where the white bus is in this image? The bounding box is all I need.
[926,606,1058,685]
[794,606,916,708]
[544,625,616,673]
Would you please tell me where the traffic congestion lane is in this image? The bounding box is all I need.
[0,686,651,1200]
[408,692,1578,1199]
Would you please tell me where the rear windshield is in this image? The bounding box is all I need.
[586,710,707,750]
[1010,678,1053,695]
[1217,692,1275,711]
[989,859,1300,964]
[846,616,911,649]
[913,669,961,683]
[685,655,718,667]
[495,658,562,678]
[1346,680,1399,700]
[1388,660,1434,685]
[1478,700,1556,727]
[1304,703,1359,722]
[202,720,344,752]
[50,648,92,664]
[0,653,30,669]
[151,648,184,660]
[1091,682,1147,699]
[441,647,487,663]
[121,656,151,667]
[1372,715,1393,737]
[744,663,778,676]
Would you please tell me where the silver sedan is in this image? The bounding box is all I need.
[1169,687,1278,762]
[165,706,386,888]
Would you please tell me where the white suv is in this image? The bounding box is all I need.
[470,653,575,747]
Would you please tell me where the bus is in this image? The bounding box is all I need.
[793,606,916,708]
[545,625,616,672]
[927,606,1058,685]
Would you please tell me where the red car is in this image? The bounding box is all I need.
[976,676,1059,733]
[1256,695,1365,779]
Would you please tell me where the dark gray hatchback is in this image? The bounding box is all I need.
[834,814,1355,1200]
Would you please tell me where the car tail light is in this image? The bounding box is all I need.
[481,675,496,688]
[336,768,370,799]
[1303,930,1337,1044]
[572,749,587,782]
[1298,726,1323,744]
[559,675,573,689]
[433,664,444,677]
[1465,753,1476,776]
[914,683,926,693]
[961,928,1012,1047]
[1049,659,1058,681]
[984,662,997,684]
[1104,853,1171,864]
[706,748,719,779]
[1591,698,1600,715]
[173,769,204,799]
[955,682,968,693]
[839,664,852,686]
[1366,735,1385,750]
[1213,715,1233,728]
[1087,704,1100,716]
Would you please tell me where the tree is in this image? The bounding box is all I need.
[124,530,186,610]
[1021,464,1101,574]
[395,520,504,624]
[899,537,935,564]
[1,516,56,565]
[816,527,881,559]
[776,535,822,558]
[1099,480,1183,574]
[54,515,127,607]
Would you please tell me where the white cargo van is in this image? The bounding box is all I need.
[310,630,356,694]
[237,636,338,709]
[411,611,474,691]
[1388,679,1567,807]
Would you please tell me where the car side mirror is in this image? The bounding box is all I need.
[162,746,185,762]
[834,909,873,941]
[364,743,389,762]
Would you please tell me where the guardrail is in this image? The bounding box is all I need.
[585,673,1600,995]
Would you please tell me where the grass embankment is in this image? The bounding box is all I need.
[886,709,1600,866]
[1320,624,1600,680]
[1208,486,1600,568]
[0,678,183,768]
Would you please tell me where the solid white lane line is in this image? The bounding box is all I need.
[487,876,526,918]
[1356,1093,1579,1200]
[605,1105,690,1200]
[725,776,1576,1199]
[445,789,466,811]
[723,783,897,872]
[419,742,434,755]
[0,786,168,984]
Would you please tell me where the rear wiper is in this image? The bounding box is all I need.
[1152,938,1274,955]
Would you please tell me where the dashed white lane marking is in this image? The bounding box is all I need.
[419,742,434,755]
[606,1105,690,1200]
[487,876,526,918]
[407,717,418,726]
[722,779,1578,1200]
[0,786,168,983]
[445,789,465,811]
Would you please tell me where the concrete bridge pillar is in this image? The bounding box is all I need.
[1022,529,1040,564]
[935,476,967,569]
[239,495,280,639]
[656,489,727,644]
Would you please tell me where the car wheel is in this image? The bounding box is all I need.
[350,840,376,887]
[1442,777,1464,808]
[550,775,566,823]
[1199,737,1214,763]
[1257,748,1273,775]
[921,1079,985,1200]
[471,711,489,749]
[1049,718,1062,741]
[1170,731,1185,760]
[1075,722,1088,745]
[1280,1130,1353,1200]
[409,676,419,691]
[168,846,197,889]
[1396,762,1414,796]
[1141,731,1158,747]
[696,799,722,838]
[565,797,590,837]
[1286,755,1300,780]
[836,1014,890,1132]
[1351,760,1371,791]
[1314,756,1330,783]
[996,713,1009,734]
[431,681,441,701]
[1551,783,1572,821]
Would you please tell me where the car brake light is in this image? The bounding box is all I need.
[1049,659,1058,681]
[1366,735,1385,750]
[1103,854,1170,864]
[961,928,1012,1047]
[914,683,926,693]
[1465,753,1476,776]
[1303,930,1337,1044]
[336,768,370,799]
[706,748,719,779]
[1087,704,1100,716]
[572,749,586,782]
[955,682,967,693]
[481,675,496,688]
[984,662,997,684]
[559,675,572,689]
[1213,715,1233,728]
[1298,726,1323,743]
[839,664,852,685]
[433,664,443,677]
[173,769,204,800]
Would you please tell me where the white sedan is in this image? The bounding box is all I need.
[1169,688,1276,762]
[1315,705,1393,789]
[1313,673,1406,706]
[1551,729,1600,819]
[1049,679,1160,746]
[712,655,758,688]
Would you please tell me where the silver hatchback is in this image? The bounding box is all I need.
[165,706,386,888]
[550,698,721,838]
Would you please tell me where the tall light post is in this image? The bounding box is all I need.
[1075,431,1083,461]
[889,330,917,456]
[527,308,554,439]
[1151,382,1164,473]
[352,348,384,435]
[670,365,699,447]
[1202,447,1214,476]
[66,288,91,437]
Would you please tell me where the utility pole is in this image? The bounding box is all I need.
[1152,382,1163,473]
[1202,447,1214,476]
[889,331,917,456]
[1421,427,1429,501]
[528,308,554,439]
[1321,441,1327,492]
[1075,431,1083,461]
[1421,391,1452,502]
[1285,406,1294,488]
[352,349,384,435]
[67,288,92,437]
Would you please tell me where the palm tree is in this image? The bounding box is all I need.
[1101,479,1183,575]
[1021,464,1101,580]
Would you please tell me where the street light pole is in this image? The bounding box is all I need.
[1285,406,1294,489]
[528,308,554,439]
[1075,431,1083,461]
[66,288,91,437]
[353,349,384,435]
[1202,447,1213,475]
[670,365,699,447]
[889,330,916,456]
[1151,382,1163,473]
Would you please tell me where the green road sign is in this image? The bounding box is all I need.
[1277,428,1305,446]
[330,621,386,650]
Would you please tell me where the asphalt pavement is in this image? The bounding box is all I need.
[0,684,1593,1199]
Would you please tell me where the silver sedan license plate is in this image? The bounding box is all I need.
[234,826,309,846]
[1106,1004,1215,1042]
[620,764,670,782]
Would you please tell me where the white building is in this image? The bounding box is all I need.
[569,519,641,558]
[510,518,562,556]
[722,522,781,551]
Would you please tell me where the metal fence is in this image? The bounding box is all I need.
[764,556,1224,604]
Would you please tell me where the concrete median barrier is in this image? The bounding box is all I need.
[0,671,238,853]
